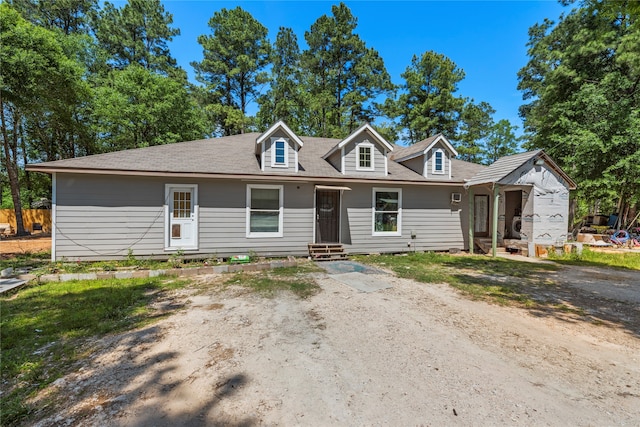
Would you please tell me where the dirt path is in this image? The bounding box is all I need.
[32,267,640,426]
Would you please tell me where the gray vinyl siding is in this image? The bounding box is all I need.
[342,137,386,176]
[399,156,424,176]
[262,131,298,173]
[54,173,469,260]
[340,183,469,254]
[54,174,314,260]
[55,174,167,260]
[424,141,451,179]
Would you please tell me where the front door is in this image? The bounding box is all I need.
[474,194,489,237]
[316,190,339,243]
[168,186,196,248]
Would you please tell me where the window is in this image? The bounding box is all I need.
[271,139,288,167]
[247,185,283,237]
[356,142,374,171]
[432,149,444,174]
[372,188,402,236]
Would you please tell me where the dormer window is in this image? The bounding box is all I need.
[356,142,374,171]
[432,148,444,174]
[271,139,288,167]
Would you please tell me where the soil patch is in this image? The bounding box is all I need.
[29,266,640,426]
[0,235,51,257]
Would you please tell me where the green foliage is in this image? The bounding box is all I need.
[482,119,522,164]
[193,6,270,135]
[300,2,393,138]
[92,0,180,74]
[257,27,306,132]
[456,100,496,163]
[548,247,640,270]
[91,64,207,151]
[518,0,640,210]
[382,50,466,144]
[1,3,89,234]
[0,276,188,425]
[8,0,98,35]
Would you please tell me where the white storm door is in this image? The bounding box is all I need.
[167,185,197,249]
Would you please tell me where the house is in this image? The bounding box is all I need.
[26,121,575,261]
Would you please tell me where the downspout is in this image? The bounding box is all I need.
[468,187,474,254]
[492,184,500,257]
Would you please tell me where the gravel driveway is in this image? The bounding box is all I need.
[32,264,640,426]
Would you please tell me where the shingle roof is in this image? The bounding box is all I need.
[463,150,542,187]
[390,134,441,161]
[27,132,486,184]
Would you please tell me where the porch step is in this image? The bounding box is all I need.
[308,243,348,261]
[474,238,507,255]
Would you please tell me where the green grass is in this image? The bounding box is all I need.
[548,247,640,270]
[355,252,558,306]
[0,251,51,271]
[224,264,322,298]
[0,277,187,426]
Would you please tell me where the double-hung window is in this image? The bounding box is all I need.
[271,139,288,167]
[372,188,402,236]
[247,184,283,237]
[356,142,374,171]
[432,148,445,174]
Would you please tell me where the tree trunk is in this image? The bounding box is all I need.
[0,96,27,236]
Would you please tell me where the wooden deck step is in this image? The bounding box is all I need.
[474,238,507,255]
[308,243,348,261]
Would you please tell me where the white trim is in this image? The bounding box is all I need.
[384,150,388,176]
[51,173,57,261]
[294,143,299,172]
[261,138,265,172]
[322,122,394,159]
[355,141,375,171]
[341,147,345,174]
[246,184,284,238]
[312,186,317,244]
[270,138,289,168]
[423,134,458,158]
[372,187,402,237]
[164,183,199,251]
[256,120,304,148]
[448,153,452,179]
[432,148,445,174]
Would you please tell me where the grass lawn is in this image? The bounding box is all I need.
[224,264,322,298]
[355,252,559,306]
[0,277,187,426]
[548,248,640,270]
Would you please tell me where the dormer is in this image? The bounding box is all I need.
[256,121,304,173]
[391,134,458,179]
[322,123,394,176]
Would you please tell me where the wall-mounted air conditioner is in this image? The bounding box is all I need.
[451,192,462,203]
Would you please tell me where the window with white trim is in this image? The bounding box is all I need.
[271,139,288,167]
[372,187,402,236]
[356,142,374,171]
[247,184,283,237]
[432,148,445,174]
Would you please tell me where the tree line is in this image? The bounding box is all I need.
[1,0,637,234]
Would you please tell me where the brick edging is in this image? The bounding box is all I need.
[19,260,298,283]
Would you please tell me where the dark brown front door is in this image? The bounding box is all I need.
[316,190,339,243]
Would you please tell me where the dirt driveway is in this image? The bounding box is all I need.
[33,264,640,426]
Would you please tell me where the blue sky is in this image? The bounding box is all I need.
[158,0,566,131]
